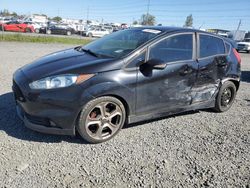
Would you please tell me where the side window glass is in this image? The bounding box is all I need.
[149,34,193,63]
[199,34,225,58]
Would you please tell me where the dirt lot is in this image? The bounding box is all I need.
[0,42,249,187]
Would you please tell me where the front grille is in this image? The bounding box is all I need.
[12,80,26,102]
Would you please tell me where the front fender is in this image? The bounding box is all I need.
[84,81,136,115]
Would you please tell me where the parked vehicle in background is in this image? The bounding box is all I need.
[0,21,34,32]
[40,24,75,36]
[237,38,250,53]
[85,27,109,37]
[228,30,246,41]
[121,23,128,29]
[102,25,113,33]
[13,27,241,143]
[23,14,47,27]
[0,17,13,24]
[23,21,42,33]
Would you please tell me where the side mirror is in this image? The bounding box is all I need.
[146,59,166,69]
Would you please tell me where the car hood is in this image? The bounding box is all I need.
[20,47,123,81]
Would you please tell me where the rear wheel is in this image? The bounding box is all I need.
[213,81,236,112]
[77,96,126,143]
[247,50,250,53]
[88,33,93,37]
[25,28,31,33]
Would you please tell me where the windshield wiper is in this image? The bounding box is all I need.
[80,47,99,57]
[75,46,115,58]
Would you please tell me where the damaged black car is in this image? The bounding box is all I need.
[13,27,241,143]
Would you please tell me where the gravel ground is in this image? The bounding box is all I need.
[0,42,249,188]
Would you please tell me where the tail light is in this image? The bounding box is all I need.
[233,48,241,64]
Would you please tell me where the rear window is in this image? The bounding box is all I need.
[199,34,225,58]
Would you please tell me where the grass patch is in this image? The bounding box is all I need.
[0,33,92,45]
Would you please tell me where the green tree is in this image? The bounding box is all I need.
[132,20,138,25]
[1,9,10,16]
[140,13,156,26]
[52,16,62,22]
[184,14,193,27]
[11,12,17,17]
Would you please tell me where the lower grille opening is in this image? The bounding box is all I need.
[25,113,54,127]
[12,80,25,102]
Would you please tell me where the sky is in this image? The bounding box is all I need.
[1,0,250,31]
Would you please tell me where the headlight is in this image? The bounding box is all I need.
[29,74,94,90]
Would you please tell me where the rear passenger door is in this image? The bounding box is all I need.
[193,33,228,103]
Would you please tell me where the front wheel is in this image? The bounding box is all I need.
[66,31,71,36]
[213,81,237,112]
[77,96,126,143]
[46,29,51,34]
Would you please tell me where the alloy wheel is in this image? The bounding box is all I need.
[85,101,123,140]
[221,87,233,107]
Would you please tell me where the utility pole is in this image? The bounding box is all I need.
[146,0,150,25]
[234,19,241,40]
[86,7,89,22]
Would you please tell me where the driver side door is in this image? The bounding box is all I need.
[136,33,198,115]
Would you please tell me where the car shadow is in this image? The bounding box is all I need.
[0,92,88,144]
[241,71,250,83]
[0,92,212,143]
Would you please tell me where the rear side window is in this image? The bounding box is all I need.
[199,34,225,58]
[149,34,193,63]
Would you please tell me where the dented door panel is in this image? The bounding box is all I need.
[192,55,228,103]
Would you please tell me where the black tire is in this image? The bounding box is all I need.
[77,96,126,143]
[213,81,237,112]
[88,33,93,37]
[25,28,31,33]
[247,50,250,53]
[46,29,51,34]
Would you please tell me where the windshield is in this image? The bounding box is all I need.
[82,29,161,58]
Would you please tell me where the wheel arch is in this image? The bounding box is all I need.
[222,78,240,91]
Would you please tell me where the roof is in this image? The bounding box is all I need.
[131,26,208,34]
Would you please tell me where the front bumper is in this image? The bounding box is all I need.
[237,46,250,51]
[12,69,95,136]
[16,104,74,135]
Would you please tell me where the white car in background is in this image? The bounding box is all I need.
[237,38,250,53]
[0,17,12,24]
[23,21,42,33]
[86,28,109,37]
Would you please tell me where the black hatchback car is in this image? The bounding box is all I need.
[13,27,241,143]
[40,24,75,35]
